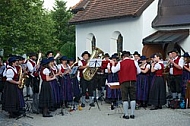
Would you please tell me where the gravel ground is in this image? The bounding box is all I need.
[0,102,190,126]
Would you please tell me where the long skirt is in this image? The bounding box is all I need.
[136,74,149,101]
[185,81,190,108]
[39,81,53,108]
[182,70,190,97]
[50,79,61,107]
[149,76,166,106]
[2,82,21,112]
[59,74,73,101]
[106,73,121,99]
[70,75,80,98]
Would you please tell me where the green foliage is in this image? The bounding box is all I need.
[0,0,76,58]
[60,42,76,59]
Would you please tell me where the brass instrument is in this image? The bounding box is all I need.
[36,52,42,65]
[83,47,104,81]
[70,57,80,68]
[54,52,61,60]
[18,65,25,89]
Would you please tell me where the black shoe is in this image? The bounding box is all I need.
[89,103,95,107]
[98,97,104,101]
[123,115,129,119]
[81,103,85,107]
[150,106,158,110]
[43,114,53,117]
[158,105,162,109]
[32,111,39,114]
[130,115,135,119]
[9,114,18,118]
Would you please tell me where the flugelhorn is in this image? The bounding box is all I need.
[54,52,61,60]
[36,52,42,65]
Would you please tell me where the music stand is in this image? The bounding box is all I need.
[88,59,102,111]
[16,97,33,120]
[107,82,123,116]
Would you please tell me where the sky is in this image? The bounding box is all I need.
[43,0,80,10]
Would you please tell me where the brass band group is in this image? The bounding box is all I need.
[0,48,190,119]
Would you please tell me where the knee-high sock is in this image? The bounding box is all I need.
[172,93,177,99]
[130,100,136,115]
[178,93,181,99]
[81,96,85,104]
[89,96,94,104]
[123,101,129,116]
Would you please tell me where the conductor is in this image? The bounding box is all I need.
[111,51,141,119]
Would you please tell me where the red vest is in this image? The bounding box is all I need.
[40,68,47,81]
[79,60,87,77]
[7,67,19,81]
[155,63,164,76]
[173,57,183,75]
[101,60,110,69]
[118,59,137,84]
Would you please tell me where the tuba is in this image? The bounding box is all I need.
[83,47,104,81]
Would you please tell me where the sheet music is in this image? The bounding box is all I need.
[70,66,79,75]
[89,59,102,68]
[106,82,120,87]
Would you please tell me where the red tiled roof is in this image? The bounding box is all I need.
[69,0,154,25]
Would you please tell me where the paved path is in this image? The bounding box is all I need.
[0,102,190,126]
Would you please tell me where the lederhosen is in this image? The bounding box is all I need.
[79,60,94,97]
[149,63,166,106]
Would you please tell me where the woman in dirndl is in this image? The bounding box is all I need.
[149,53,166,110]
[105,55,121,104]
[68,58,80,103]
[58,56,73,107]
[39,58,55,117]
[2,57,25,118]
[48,57,61,109]
[136,56,150,107]
[183,52,190,107]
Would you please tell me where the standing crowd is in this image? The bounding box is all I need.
[0,48,190,119]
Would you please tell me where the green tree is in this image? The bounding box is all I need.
[51,0,75,54]
[60,42,76,58]
[0,0,56,56]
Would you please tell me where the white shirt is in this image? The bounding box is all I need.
[6,66,17,81]
[170,56,184,75]
[43,68,50,75]
[154,61,163,70]
[111,58,141,74]
[26,59,36,76]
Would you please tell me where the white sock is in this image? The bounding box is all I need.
[178,93,181,99]
[172,93,177,99]
[130,101,136,116]
[123,101,129,116]
[81,96,85,104]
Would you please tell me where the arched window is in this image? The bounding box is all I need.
[92,36,96,51]
[117,34,123,54]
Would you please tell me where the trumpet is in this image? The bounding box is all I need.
[36,52,42,65]
[70,57,80,68]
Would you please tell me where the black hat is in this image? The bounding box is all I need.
[133,51,140,56]
[110,54,118,59]
[16,56,25,61]
[104,53,110,58]
[60,56,68,61]
[69,58,75,61]
[28,52,37,57]
[8,57,17,63]
[81,51,91,57]
[48,57,55,62]
[171,49,179,53]
[140,56,148,61]
[183,52,190,57]
[150,54,155,58]
[46,51,53,57]
[41,58,50,65]
[121,51,131,57]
